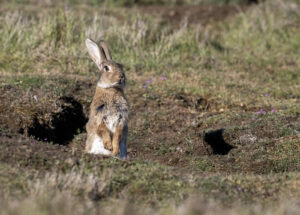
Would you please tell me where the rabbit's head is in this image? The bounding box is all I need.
[85,38,125,89]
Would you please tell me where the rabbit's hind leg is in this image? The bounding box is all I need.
[119,126,128,159]
[112,125,128,156]
[97,121,113,151]
[86,133,111,155]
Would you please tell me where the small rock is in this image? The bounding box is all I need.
[176,147,183,153]
[239,134,257,145]
[191,120,198,127]
[33,95,38,102]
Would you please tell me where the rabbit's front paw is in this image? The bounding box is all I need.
[103,140,113,150]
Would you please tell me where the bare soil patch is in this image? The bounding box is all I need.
[0,83,298,174]
[0,84,215,168]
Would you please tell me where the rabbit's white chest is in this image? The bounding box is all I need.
[105,115,120,133]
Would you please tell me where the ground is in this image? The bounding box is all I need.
[0,0,299,214]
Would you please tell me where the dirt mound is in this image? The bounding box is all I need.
[27,96,87,145]
[0,87,87,145]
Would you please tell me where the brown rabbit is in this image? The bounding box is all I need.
[85,38,129,158]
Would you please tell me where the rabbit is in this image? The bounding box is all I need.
[84,38,129,159]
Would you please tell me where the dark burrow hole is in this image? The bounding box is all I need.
[204,129,234,155]
[28,96,87,145]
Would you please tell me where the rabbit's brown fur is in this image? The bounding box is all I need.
[85,39,129,158]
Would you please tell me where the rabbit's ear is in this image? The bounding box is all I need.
[99,40,112,61]
[85,38,106,69]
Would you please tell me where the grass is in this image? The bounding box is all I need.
[0,0,299,214]
[0,161,299,214]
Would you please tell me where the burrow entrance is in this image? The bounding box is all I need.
[204,129,234,155]
[27,96,87,145]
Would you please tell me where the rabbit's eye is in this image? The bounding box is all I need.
[104,65,110,72]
